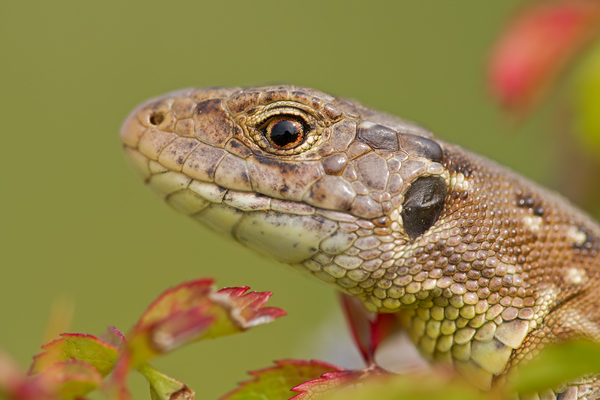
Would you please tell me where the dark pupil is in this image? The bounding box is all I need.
[270,120,300,147]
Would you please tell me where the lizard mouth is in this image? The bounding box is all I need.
[123,144,405,265]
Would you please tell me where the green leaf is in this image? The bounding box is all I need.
[30,333,120,377]
[221,360,344,400]
[511,340,600,393]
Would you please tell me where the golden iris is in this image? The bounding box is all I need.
[263,117,305,149]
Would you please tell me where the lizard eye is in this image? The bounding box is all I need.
[261,116,306,150]
[245,105,324,155]
[401,176,447,240]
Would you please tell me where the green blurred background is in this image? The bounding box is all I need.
[1,1,576,398]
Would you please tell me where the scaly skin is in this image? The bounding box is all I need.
[120,86,600,398]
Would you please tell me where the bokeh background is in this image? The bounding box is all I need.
[1,1,584,398]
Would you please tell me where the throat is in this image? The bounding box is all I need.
[405,295,536,390]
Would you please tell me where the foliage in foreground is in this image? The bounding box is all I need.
[2,278,600,400]
[0,278,286,400]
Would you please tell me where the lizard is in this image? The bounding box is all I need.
[119,85,600,399]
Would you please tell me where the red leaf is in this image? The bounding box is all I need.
[133,279,215,334]
[488,0,600,116]
[289,370,361,400]
[212,286,287,329]
[290,365,389,400]
[339,294,397,365]
[150,308,215,352]
[126,279,286,366]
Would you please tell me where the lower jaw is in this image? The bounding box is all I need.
[125,145,416,312]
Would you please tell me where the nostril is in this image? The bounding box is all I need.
[149,112,164,126]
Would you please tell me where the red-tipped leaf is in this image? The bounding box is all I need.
[290,365,389,400]
[221,359,345,400]
[127,279,286,366]
[289,370,363,400]
[211,286,287,330]
[30,333,120,377]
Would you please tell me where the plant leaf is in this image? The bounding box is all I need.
[133,279,215,333]
[208,286,287,335]
[488,0,600,116]
[30,333,120,377]
[290,369,365,400]
[221,359,344,400]
[510,340,600,394]
[127,279,286,366]
[31,360,102,400]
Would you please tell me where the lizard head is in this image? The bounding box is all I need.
[119,86,456,313]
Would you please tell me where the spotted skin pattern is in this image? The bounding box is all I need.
[121,86,600,399]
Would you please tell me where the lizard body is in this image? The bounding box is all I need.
[120,86,600,398]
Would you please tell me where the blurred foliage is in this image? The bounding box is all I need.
[322,369,499,400]
[511,341,600,394]
[487,0,600,116]
[0,279,285,400]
